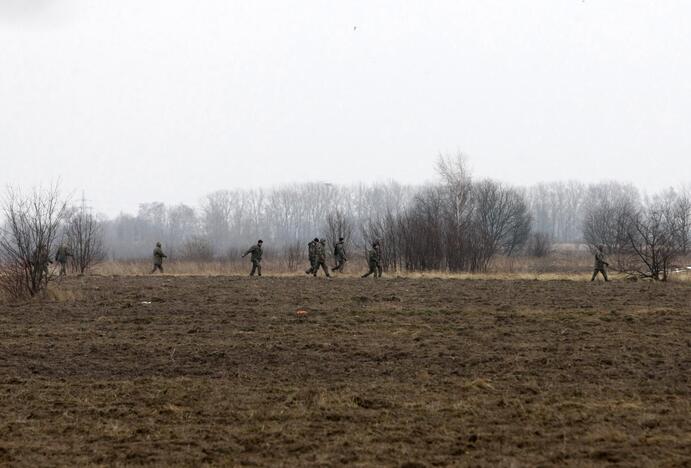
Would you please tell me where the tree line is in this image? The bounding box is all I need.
[1,156,689,298]
[100,157,690,275]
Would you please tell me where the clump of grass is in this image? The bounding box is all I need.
[0,283,82,303]
[44,286,82,302]
[462,378,496,392]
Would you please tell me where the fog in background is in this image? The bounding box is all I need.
[1,0,690,217]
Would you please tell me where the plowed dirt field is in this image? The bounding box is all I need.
[1,276,690,466]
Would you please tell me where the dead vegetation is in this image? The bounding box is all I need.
[91,248,596,277]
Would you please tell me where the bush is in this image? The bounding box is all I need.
[0,185,66,299]
[526,232,553,257]
[179,237,215,262]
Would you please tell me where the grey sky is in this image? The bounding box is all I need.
[1,0,690,216]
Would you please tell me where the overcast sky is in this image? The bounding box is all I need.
[1,0,690,216]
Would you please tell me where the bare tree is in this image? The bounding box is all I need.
[666,187,691,255]
[285,241,302,272]
[0,185,67,298]
[179,236,215,261]
[582,185,640,272]
[436,154,474,271]
[167,203,201,248]
[527,181,586,242]
[65,199,105,274]
[526,232,553,258]
[471,180,532,270]
[398,187,446,271]
[583,187,687,280]
[202,190,234,250]
[324,209,353,264]
[624,203,682,281]
[360,216,385,265]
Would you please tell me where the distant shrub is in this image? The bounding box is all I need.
[179,237,215,262]
[526,232,553,258]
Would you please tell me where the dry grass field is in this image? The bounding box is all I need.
[1,274,690,466]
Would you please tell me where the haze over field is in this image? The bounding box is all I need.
[1,0,690,216]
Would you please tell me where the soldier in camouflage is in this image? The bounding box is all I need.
[591,244,609,282]
[332,237,347,273]
[242,240,263,276]
[312,238,331,277]
[55,243,73,277]
[151,242,167,274]
[305,238,319,275]
[361,241,382,278]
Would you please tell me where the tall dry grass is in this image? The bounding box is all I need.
[5,248,688,282]
[90,250,691,282]
[89,250,630,280]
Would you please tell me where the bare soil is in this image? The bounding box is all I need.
[1,276,690,466]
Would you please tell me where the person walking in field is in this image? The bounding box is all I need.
[242,239,263,276]
[332,237,347,273]
[151,242,167,274]
[361,241,382,278]
[591,244,609,282]
[55,243,73,277]
[305,237,318,275]
[312,238,331,277]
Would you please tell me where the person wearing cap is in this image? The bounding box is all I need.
[305,237,319,275]
[242,240,264,276]
[151,242,167,274]
[312,238,331,277]
[332,237,347,272]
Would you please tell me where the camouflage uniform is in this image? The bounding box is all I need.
[243,240,263,276]
[332,238,347,272]
[305,238,318,274]
[313,239,331,277]
[55,244,73,276]
[591,245,609,282]
[151,242,167,273]
[361,242,382,278]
